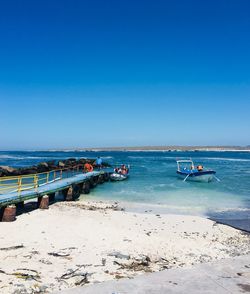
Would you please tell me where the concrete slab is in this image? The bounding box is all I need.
[57,255,250,294]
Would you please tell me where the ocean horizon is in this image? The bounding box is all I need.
[1,146,250,152]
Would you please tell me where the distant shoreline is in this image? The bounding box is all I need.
[1,146,250,152]
[48,146,250,152]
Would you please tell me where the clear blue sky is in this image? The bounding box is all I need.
[1,0,249,149]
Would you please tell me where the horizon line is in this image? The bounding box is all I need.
[1,145,250,152]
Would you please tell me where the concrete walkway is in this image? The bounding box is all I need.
[0,171,102,207]
[59,255,250,294]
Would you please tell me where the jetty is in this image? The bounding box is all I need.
[0,165,110,222]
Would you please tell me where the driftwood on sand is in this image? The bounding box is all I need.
[57,265,90,286]
[0,245,24,251]
[0,268,41,282]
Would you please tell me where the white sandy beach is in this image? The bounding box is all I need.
[0,200,250,294]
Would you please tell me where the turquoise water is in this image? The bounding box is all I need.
[1,150,250,220]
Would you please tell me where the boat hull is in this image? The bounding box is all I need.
[110,173,129,181]
[177,171,216,182]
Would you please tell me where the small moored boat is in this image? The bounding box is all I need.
[110,164,130,181]
[176,159,217,182]
[110,172,129,181]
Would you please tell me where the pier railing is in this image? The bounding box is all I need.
[0,165,83,195]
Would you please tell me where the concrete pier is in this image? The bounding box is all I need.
[64,186,73,201]
[38,195,49,209]
[0,170,111,221]
[1,205,16,222]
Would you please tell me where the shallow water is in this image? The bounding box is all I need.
[1,150,250,222]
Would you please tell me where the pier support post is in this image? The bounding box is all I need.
[64,186,73,201]
[81,180,90,194]
[38,195,49,209]
[0,207,4,220]
[1,205,16,222]
[89,177,95,188]
[104,172,110,182]
[98,174,105,184]
[72,184,81,199]
[16,201,25,210]
[92,176,98,187]
[95,175,99,185]
[49,193,56,203]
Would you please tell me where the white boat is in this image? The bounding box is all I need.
[110,172,129,181]
[176,159,217,182]
[110,164,130,181]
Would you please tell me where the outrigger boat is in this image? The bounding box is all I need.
[176,159,218,182]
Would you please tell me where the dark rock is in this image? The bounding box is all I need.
[0,166,16,173]
[37,162,49,173]
[39,162,49,168]
[20,167,38,175]
[64,159,74,167]
[58,161,65,168]
[78,158,87,164]
[0,166,17,176]
[68,158,77,162]
[10,169,22,176]
[0,157,102,178]
[46,160,56,168]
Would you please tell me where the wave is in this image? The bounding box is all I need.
[0,155,19,159]
[212,207,250,213]
[201,157,250,162]
[27,156,49,159]
[0,155,25,160]
[87,156,249,163]
[0,155,50,160]
[128,156,148,159]
[162,156,250,162]
[128,156,170,160]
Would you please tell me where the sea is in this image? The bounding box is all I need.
[1,150,250,231]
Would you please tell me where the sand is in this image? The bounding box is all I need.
[0,200,250,293]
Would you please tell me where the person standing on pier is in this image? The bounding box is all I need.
[84,161,93,172]
[95,157,103,169]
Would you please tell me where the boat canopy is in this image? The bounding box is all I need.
[176,160,194,163]
[176,159,194,172]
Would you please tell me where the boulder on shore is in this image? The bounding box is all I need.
[58,161,65,168]
[37,162,50,173]
[0,166,17,176]
[19,167,38,175]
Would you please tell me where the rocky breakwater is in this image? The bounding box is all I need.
[0,158,110,177]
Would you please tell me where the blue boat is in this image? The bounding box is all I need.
[176,159,217,182]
